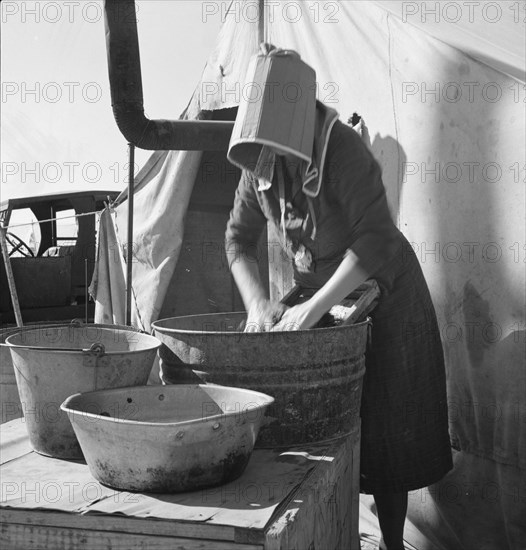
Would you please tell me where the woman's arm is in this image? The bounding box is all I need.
[225,171,288,331]
[308,249,369,321]
[228,252,288,331]
[272,122,395,331]
[228,252,267,310]
[271,249,369,331]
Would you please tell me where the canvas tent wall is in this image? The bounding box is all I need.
[93,1,525,549]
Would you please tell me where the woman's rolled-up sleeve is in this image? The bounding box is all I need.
[327,124,401,277]
[225,170,268,264]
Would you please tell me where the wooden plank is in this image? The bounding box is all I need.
[336,280,380,325]
[264,428,361,550]
[1,419,359,549]
[0,509,236,543]
[1,418,328,532]
[267,223,293,302]
[0,523,263,550]
[0,226,23,326]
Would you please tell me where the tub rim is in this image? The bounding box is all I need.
[152,312,371,336]
[60,383,275,428]
[4,325,161,355]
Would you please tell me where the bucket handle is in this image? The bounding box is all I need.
[83,343,106,357]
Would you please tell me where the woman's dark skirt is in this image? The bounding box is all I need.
[359,236,453,494]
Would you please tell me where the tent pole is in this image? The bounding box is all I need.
[258,0,265,44]
[125,142,135,326]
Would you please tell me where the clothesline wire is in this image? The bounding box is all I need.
[1,209,107,230]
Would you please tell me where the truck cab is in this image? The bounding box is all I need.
[0,190,119,324]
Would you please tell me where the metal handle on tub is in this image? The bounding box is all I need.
[82,343,106,357]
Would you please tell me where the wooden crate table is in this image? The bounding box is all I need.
[0,418,360,550]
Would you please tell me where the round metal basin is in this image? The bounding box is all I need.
[61,384,274,493]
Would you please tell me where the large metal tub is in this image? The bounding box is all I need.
[6,324,161,459]
[61,384,274,493]
[152,312,369,447]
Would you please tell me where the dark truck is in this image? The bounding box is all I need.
[0,190,119,324]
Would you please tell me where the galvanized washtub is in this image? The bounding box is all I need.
[61,384,274,493]
[152,312,370,447]
[5,324,161,459]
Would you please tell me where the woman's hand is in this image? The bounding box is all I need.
[270,300,320,332]
[244,299,289,332]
